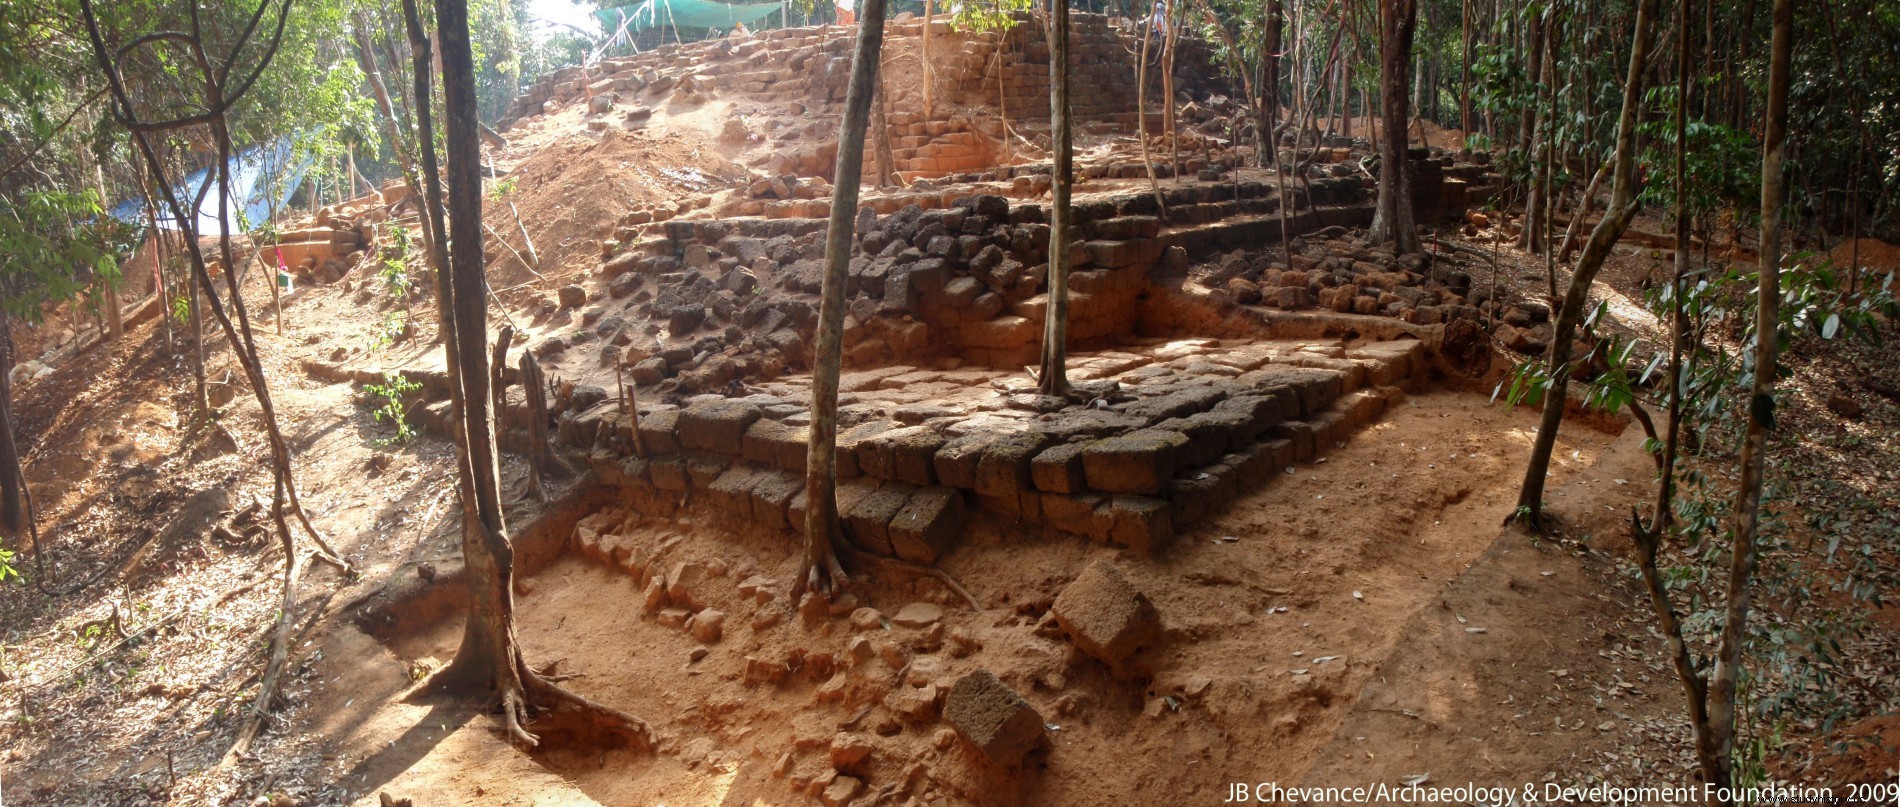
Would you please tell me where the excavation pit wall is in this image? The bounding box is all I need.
[502,14,1234,180]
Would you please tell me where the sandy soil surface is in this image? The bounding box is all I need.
[300,389,1673,807]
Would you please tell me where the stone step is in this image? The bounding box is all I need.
[574,337,1428,562]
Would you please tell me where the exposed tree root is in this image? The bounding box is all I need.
[794,524,851,602]
[434,647,653,752]
[225,507,302,762]
[838,544,981,611]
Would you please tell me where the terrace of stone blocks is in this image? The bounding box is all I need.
[296,7,1531,580]
[335,16,1571,804]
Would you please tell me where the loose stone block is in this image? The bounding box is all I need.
[1041,492,1111,541]
[1267,421,1318,463]
[932,434,991,490]
[1119,386,1227,422]
[636,406,682,454]
[707,467,762,522]
[836,419,900,480]
[747,470,803,532]
[860,425,945,486]
[944,670,1045,768]
[974,431,1047,504]
[1211,394,1287,440]
[648,456,688,491]
[843,483,915,556]
[888,486,967,563]
[1051,559,1164,677]
[1029,442,1088,494]
[1154,412,1234,469]
[1108,494,1173,554]
[742,418,796,466]
[1081,429,1188,496]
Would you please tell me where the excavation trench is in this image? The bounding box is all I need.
[349,336,1648,806]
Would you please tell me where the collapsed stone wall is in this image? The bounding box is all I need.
[593,178,1373,391]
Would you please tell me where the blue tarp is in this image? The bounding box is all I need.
[110,138,311,236]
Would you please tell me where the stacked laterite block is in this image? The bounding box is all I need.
[597,184,1373,376]
[577,337,1427,561]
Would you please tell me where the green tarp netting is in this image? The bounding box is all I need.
[595,0,784,34]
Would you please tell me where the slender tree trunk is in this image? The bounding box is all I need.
[1517,12,1542,152]
[800,0,888,598]
[1511,0,1658,528]
[1162,0,1180,179]
[1367,0,1420,254]
[1136,0,1166,210]
[1521,18,1552,254]
[0,316,23,544]
[355,17,439,272]
[1255,0,1281,168]
[1706,0,1790,793]
[1458,0,1471,138]
[425,0,649,749]
[1630,0,1727,788]
[404,0,454,335]
[872,76,897,189]
[1038,0,1073,397]
[922,0,934,120]
[1556,160,1607,263]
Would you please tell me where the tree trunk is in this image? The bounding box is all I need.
[520,350,552,502]
[1255,0,1281,168]
[922,0,934,120]
[355,17,439,272]
[437,0,516,692]
[872,76,897,189]
[1706,0,1790,793]
[1367,0,1420,254]
[1459,0,1472,137]
[1162,0,1180,179]
[404,0,454,334]
[0,316,22,542]
[1037,0,1073,397]
[1137,0,1166,210]
[1556,160,1608,263]
[1517,12,1542,152]
[800,0,889,599]
[426,0,649,750]
[1520,17,1551,254]
[1511,0,1658,528]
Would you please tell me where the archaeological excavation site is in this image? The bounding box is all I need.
[4,0,1899,805]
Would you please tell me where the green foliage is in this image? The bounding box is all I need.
[378,221,415,300]
[369,309,409,351]
[0,545,19,584]
[362,370,421,444]
[949,0,1031,34]
[1638,87,1758,217]
[0,189,122,323]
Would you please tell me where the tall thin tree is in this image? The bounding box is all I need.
[1706,0,1791,790]
[800,0,889,598]
[1037,0,1073,398]
[1511,0,1659,528]
[427,0,648,748]
[1367,0,1421,254]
